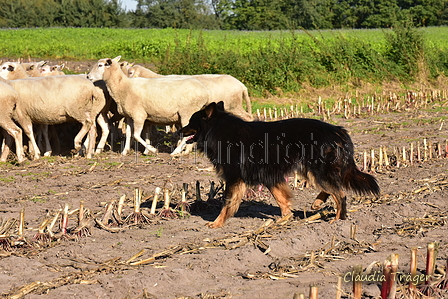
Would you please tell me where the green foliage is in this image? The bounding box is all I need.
[131,0,219,29]
[0,27,448,97]
[384,23,426,79]
[0,0,129,28]
[0,0,447,30]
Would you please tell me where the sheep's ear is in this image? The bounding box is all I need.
[113,56,121,63]
[105,59,113,66]
[60,63,65,70]
[7,64,15,71]
[203,102,217,119]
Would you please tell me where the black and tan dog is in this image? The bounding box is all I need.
[179,102,380,228]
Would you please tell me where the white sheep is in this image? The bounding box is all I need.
[40,64,65,76]
[0,62,110,158]
[0,79,25,163]
[25,61,48,77]
[87,56,212,156]
[0,62,30,80]
[128,64,253,121]
[5,75,106,160]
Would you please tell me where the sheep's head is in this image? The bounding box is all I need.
[87,56,121,82]
[0,62,18,80]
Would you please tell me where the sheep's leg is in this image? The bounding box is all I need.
[121,117,132,156]
[95,112,110,154]
[170,136,190,156]
[42,125,52,157]
[6,124,25,163]
[22,123,41,160]
[142,122,152,155]
[73,120,93,157]
[132,119,158,154]
[85,122,96,159]
[0,133,8,161]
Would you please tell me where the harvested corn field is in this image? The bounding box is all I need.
[0,90,448,299]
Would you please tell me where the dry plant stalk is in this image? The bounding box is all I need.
[353,264,362,299]
[117,194,126,216]
[383,146,390,166]
[417,141,421,162]
[350,224,357,240]
[158,189,177,218]
[293,293,305,299]
[363,151,367,171]
[18,207,25,237]
[423,139,428,161]
[378,147,383,170]
[336,276,343,299]
[125,188,151,225]
[389,254,399,299]
[381,258,392,299]
[176,183,190,216]
[101,200,116,225]
[409,247,418,290]
[402,146,406,163]
[426,242,438,284]
[309,285,318,299]
[60,204,69,236]
[73,200,92,238]
[293,171,299,188]
[33,218,52,245]
[47,209,61,238]
[150,187,161,215]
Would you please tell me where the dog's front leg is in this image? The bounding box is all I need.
[311,191,330,210]
[268,182,293,217]
[206,180,247,228]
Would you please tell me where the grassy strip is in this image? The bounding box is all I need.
[2,27,448,96]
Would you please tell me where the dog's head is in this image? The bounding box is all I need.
[179,101,225,143]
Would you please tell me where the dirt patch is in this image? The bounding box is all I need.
[0,106,447,299]
[0,59,447,298]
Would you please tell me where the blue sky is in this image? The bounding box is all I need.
[121,0,137,11]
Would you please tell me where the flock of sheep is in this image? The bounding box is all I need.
[0,56,253,163]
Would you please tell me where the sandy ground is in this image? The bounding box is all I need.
[0,78,447,298]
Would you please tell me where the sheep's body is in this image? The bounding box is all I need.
[128,64,253,121]
[87,57,211,156]
[0,80,25,163]
[8,75,106,159]
[0,62,110,157]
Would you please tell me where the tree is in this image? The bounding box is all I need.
[287,0,335,29]
[130,0,219,29]
[226,0,289,30]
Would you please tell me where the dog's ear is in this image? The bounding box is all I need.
[216,101,225,111]
[204,102,217,119]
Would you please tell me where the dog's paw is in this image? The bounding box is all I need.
[205,221,223,228]
[311,199,325,210]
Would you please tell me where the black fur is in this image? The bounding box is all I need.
[180,101,380,227]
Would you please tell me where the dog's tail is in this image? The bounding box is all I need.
[343,164,380,197]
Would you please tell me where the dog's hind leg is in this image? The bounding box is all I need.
[268,182,293,218]
[320,188,346,223]
[330,190,347,223]
[311,191,330,211]
[206,180,247,228]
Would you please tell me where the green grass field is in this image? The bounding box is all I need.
[1,26,447,97]
[2,27,444,61]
